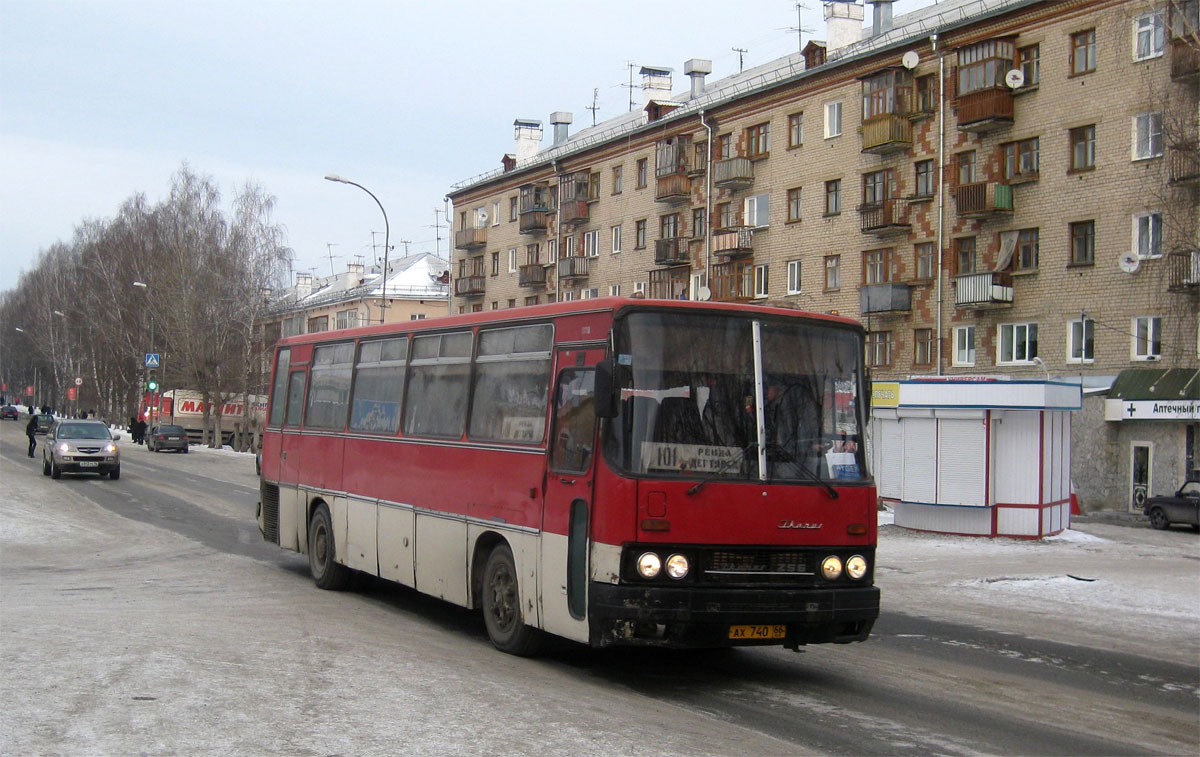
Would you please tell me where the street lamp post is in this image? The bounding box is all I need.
[325,174,390,324]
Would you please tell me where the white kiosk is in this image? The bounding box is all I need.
[870,379,1082,538]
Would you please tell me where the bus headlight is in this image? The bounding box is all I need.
[846,555,868,580]
[636,552,662,579]
[821,555,843,580]
[665,553,689,579]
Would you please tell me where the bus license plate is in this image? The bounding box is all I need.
[728,624,786,640]
[78,461,98,468]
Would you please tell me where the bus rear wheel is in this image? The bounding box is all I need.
[481,544,542,656]
[308,503,351,590]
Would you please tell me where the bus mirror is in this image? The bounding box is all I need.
[594,359,617,418]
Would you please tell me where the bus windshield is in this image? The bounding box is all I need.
[605,310,868,484]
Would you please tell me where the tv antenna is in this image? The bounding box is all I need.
[325,243,340,276]
[622,61,638,112]
[785,2,815,53]
[732,47,748,73]
[586,87,600,126]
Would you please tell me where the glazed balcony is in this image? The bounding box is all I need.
[858,198,911,235]
[1169,144,1200,184]
[955,88,1014,133]
[558,255,590,280]
[561,199,589,226]
[861,114,913,155]
[713,157,755,189]
[519,263,547,288]
[655,172,692,203]
[954,271,1013,307]
[1167,249,1200,291]
[454,228,487,250]
[713,227,754,258]
[648,268,688,299]
[654,238,690,266]
[859,283,912,314]
[1171,38,1200,79]
[453,274,486,297]
[710,261,754,302]
[954,182,1013,218]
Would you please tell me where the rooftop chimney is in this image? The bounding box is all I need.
[295,272,312,298]
[824,1,865,52]
[684,58,713,99]
[347,261,364,282]
[550,111,573,145]
[513,119,543,162]
[640,65,673,108]
[870,0,894,37]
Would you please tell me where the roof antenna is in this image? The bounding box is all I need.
[622,61,638,112]
[788,2,814,53]
[732,46,748,73]
[586,87,600,126]
[325,243,340,276]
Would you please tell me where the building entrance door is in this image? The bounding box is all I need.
[1130,443,1151,512]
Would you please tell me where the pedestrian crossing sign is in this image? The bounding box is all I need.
[145,353,160,368]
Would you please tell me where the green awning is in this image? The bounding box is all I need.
[1108,368,1199,401]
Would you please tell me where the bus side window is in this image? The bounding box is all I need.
[550,369,596,473]
[285,371,306,428]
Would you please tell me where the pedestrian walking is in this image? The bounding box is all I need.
[26,413,37,458]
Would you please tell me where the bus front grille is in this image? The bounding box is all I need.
[703,550,813,584]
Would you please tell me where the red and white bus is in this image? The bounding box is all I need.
[257,298,878,655]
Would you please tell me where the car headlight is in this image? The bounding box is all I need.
[104,443,117,454]
[57,442,70,453]
[846,555,868,580]
[821,555,843,580]
[636,552,662,579]
[665,553,689,579]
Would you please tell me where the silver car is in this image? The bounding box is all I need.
[42,420,121,480]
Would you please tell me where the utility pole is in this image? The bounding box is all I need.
[732,47,748,73]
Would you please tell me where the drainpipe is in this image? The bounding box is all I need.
[553,159,562,301]
[444,196,452,316]
[933,33,945,376]
[701,109,715,289]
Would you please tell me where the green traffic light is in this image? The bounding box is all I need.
[148,380,158,392]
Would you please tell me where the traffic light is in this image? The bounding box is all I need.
[147,370,159,393]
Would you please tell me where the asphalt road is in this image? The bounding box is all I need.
[2,421,1197,755]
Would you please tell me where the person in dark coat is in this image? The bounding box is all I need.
[26,413,38,458]
[135,417,148,444]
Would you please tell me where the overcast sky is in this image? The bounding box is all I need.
[0,0,934,294]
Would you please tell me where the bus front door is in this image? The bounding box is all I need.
[278,369,308,551]
[540,349,601,643]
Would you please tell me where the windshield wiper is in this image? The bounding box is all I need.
[764,442,840,499]
[686,441,757,496]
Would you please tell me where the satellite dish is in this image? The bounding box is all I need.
[697,285,712,302]
[901,51,920,70]
[1119,253,1141,273]
[475,208,488,224]
[1004,68,1025,89]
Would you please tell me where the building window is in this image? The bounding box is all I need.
[636,158,648,188]
[824,254,841,291]
[581,287,599,299]
[491,251,500,276]
[584,230,600,257]
[335,309,358,330]
[507,299,516,309]
[788,112,803,147]
[957,39,1015,95]
[1002,137,1039,181]
[716,201,734,229]
[914,328,935,366]
[634,219,647,249]
[691,272,708,301]
[609,284,621,297]
[633,281,646,296]
[753,264,769,298]
[716,133,732,159]
[863,248,893,285]
[746,122,771,158]
[1015,228,1039,271]
[692,207,706,238]
[563,235,574,259]
[491,301,499,310]
[508,248,518,272]
[824,101,842,138]
[611,224,622,254]
[694,140,707,169]
[866,331,894,367]
[787,187,803,222]
[1134,212,1163,259]
[588,172,600,200]
[1070,220,1095,265]
[914,160,935,198]
[1133,315,1162,359]
[1018,44,1040,87]
[491,201,500,226]
[954,326,976,366]
[1069,318,1095,363]
[525,296,539,307]
[1133,112,1163,160]
[1134,11,1165,60]
[612,165,623,195]
[307,315,329,333]
[957,151,977,185]
[547,238,557,261]
[863,170,886,206]
[787,260,802,294]
[916,74,937,113]
[509,197,518,222]
[955,236,977,275]
[1070,125,1096,170]
[825,179,842,215]
[744,193,770,228]
[660,213,680,240]
[1071,29,1096,74]
[998,322,1039,364]
[915,242,936,280]
[524,244,539,266]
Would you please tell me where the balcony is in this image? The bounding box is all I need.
[1171,39,1200,79]
[861,114,913,155]
[858,199,911,235]
[710,261,754,302]
[558,255,590,280]
[519,263,547,288]
[453,275,486,297]
[955,88,1014,133]
[648,268,688,299]
[454,228,486,250]
[561,199,589,226]
[654,238,690,266]
[655,172,692,203]
[1167,249,1200,291]
[519,211,551,234]
[713,227,754,258]
[859,283,912,314]
[954,271,1013,308]
[954,182,1013,218]
[1169,144,1200,184]
[713,157,755,189]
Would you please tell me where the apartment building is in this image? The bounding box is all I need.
[447,0,1199,510]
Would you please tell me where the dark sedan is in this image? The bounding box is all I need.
[147,424,189,453]
[0,405,18,420]
[1144,480,1199,532]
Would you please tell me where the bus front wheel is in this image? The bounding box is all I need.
[308,504,351,590]
[482,544,542,656]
